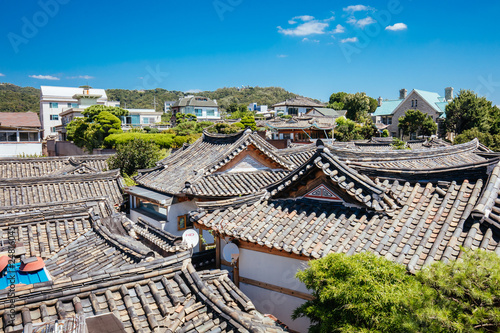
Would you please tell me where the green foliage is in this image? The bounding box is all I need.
[368,97,379,113]
[382,129,389,137]
[0,83,39,113]
[391,137,410,150]
[240,115,257,131]
[206,122,244,134]
[398,109,436,137]
[334,117,363,142]
[280,114,293,119]
[82,105,129,121]
[445,90,499,134]
[122,173,138,186]
[293,252,422,333]
[105,132,199,149]
[329,92,348,105]
[107,138,163,176]
[327,101,345,110]
[176,113,197,124]
[359,119,377,139]
[106,88,184,111]
[344,92,371,122]
[16,152,46,158]
[454,128,500,151]
[416,249,500,332]
[294,249,500,333]
[171,120,212,136]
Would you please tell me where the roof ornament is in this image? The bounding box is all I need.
[316,139,325,151]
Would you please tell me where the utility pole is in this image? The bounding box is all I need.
[153,95,158,111]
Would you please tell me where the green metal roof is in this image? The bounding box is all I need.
[413,89,447,114]
[372,99,402,116]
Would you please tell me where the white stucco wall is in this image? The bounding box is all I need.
[0,143,42,157]
[239,284,311,333]
[238,249,312,332]
[130,209,166,230]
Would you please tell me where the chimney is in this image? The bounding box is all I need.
[377,96,383,107]
[399,88,407,100]
[445,87,454,101]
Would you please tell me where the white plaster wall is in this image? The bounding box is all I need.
[166,200,198,237]
[130,209,166,230]
[0,143,42,157]
[239,284,311,332]
[239,249,310,293]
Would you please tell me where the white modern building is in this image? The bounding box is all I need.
[271,97,325,116]
[121,109,163,128]
[170,96,220,124]
[40,86,120,138]
[0,112,43,157]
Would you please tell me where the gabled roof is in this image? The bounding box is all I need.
[272,97,324,108]
[308,107,346,118]
[0,112,41,128]
[265,116,336,130]
[413,89,448,113]
[135,129,295,196]
[372,99,402,116]
[372,89,450,116]
[172,96,218,108]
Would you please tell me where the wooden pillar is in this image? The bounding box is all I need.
[233,257,240,288]
[215,235,221,269]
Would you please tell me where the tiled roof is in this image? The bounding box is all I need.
[272,97,324,108]
[0,155,110,178]
[308,108,346,118]
[265,116,335,130]
[0,170,124,208]
[135,130,294,196]
[372,99,402,116]
[172,96,218,108]
[0,112,41,128]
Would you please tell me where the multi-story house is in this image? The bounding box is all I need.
[0,112,43,157]
[372,88,453,138]
[170,96,220,125]
[40,86,119,138]
[272,97,325,116]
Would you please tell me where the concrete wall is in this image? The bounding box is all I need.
[0,143,42,157]
[238,249,311,332]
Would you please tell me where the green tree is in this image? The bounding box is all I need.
[344,92,371,122]
[334,117,362,142]
[454,128,500,151]
[445,90,498,134]
[359,118,377,139]
[107,138,163,176]
[398,109,436,138]
[175,113,197,124]
[329,92,348,105]
[293,252,422,332]
[416,249,500,332]
[239,115,257,131]
[391,137,410,150]
[82,105,129,121]
[381,129,389,137]
[368,97,379,113]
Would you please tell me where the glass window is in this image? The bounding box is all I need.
[19,132,38,142]
[50,127,56,133]
[194,109,203,117]
[0,132,6,141]
[206,109,215,116]
[50,115,59,120]
[67,103,72,108]
[415,100,418,107]
[288,108,298,115]
[7,132,17,142]
[72,103,78,108]
[49,102,58,108]
[142,117,149,124]
[138,200,167,218]
[388,117,392,125]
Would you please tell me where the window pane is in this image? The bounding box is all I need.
[0,132,6,141]
[19,133,29,141]
[67,103,71,107]
[30,132,38,141]
[72,103,78,108]
[7,132,17,142]
[50,102,58,108]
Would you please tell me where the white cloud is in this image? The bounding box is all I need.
[277,54,289,58]
[385,23,408,31]
[302,38,319,43]
[0,73,5,77]
[278,21,329,36]
[332,24,345,34]
[340,37,358,43]
[348,16,376,28]
[343,5,373,13]
[288,15,315,24]
[29,75,59,80]
[67,75,95,79]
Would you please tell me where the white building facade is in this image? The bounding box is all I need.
[40,86,119,138]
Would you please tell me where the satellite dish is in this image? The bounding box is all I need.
[182,229,199,248]
[223,243,240,264]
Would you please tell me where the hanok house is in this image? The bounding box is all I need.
[0,112,43,157]
[125,129,299,253]
[265,116,336,146]
[0,157,289,333]
[271,97,325,116]
[190,138,500,332]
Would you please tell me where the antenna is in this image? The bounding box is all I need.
[223,243,240,265]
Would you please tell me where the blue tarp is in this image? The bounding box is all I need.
[0,263,49,289]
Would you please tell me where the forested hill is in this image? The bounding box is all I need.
[0,83,40,113]
[0,84,305,113]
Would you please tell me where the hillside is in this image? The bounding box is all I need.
[0,83,40,113]
[0,84,306,113]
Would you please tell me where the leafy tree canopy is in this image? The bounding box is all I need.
[206,122,244,134]
[329,92,348,105]
[398,109,436,137]
[107,138,164,176]
[334,117,363,142]
[175,113,197,124]
[82,105,129,121]
[344,92,371,122]
[294,249,500,333]
[445,89,499,134]
[240,115,257,131]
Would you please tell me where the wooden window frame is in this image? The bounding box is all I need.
[177,214,187,231]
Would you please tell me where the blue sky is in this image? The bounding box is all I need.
[1,0,499,104]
